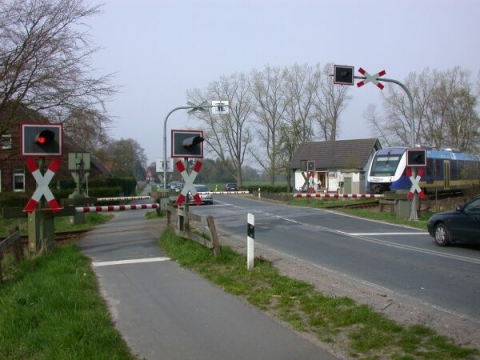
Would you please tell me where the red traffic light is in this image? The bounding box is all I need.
[21,123,63,156]
[35,129,55,146]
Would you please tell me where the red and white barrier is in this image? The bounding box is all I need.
[76,203,159,213]
[96,196,151,202]
[294,193,384,199]
[211,191,250,195]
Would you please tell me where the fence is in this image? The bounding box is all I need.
[166,204,220,256]
[0,227,24,282]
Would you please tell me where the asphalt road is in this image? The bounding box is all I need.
[191,194,480,330]
[77,192,338,360]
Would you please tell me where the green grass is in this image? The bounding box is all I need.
[0,213,113,238]
[0,244,136,360]
[159,228,479,359]
[287,197,431,230]
[0,210,156,359]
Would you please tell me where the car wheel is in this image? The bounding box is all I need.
[434,223,451,247]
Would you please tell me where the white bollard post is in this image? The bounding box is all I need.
[258,187,261,199]
[247,213,255,270]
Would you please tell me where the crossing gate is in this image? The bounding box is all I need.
[76,203,159,213]
[294,193,384,199]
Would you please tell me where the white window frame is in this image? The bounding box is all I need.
[1,133,12,150]
[13,169,26,192]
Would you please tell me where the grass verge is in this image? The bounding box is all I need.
[0,212,114,238]
[159,227,479,360]
[0,244,136,360]
[287,197,431,230]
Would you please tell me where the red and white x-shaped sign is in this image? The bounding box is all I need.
[357,68,386,90]
[406,167,426,200]
[175,160,203,205]
[24,158,61,213]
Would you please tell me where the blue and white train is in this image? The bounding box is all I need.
[367,147,480,194]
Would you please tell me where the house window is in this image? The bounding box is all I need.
[1,133,12,150]
[13,170,25,192]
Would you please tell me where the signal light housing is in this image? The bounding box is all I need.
[333,65,355,85]
[21,123,63,157]
[406,149,427,167]
[171,130,204,158]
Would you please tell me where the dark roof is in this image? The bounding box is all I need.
[289,138,382,170]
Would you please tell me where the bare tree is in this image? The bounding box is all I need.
[250,65,289,185]
[283,63,320,142]
[364,104,392,146]
[99,138,147,180]
[187,72,253,186]
[64,108,112,154]
[0,0,116,153]
[280,63,321,189]
[369,67,480,152]
[313,63,352,141]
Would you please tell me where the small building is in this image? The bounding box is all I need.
[289,138,382,194]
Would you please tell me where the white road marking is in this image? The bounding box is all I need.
[92,257,170,267]
[348,232,427,236]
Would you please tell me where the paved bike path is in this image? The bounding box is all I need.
[77,196,338,360]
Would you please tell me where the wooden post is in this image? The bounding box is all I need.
[167,205,172,227]
[11,227,23,265]
[0,227,23,282]
[206,215,220,257]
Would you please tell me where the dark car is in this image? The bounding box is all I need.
[427,195,480,246]
[224,183,238,191]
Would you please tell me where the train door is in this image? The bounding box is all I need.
[443,160,450,189]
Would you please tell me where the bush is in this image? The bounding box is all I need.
[88,187,123,198]
[89,177,137,196]
[0,191,31,208]
[243,184,289,193]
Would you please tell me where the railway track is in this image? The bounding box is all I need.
[14,229,91,245]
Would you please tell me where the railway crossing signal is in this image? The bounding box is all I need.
[406,149,427,167]
[406,167,426,200]
[24,158,61,213]
[21,123,63,157]
[171,130,204,158]
[333,65,355,85]
[356,68,386,90]
[175,160,203,206]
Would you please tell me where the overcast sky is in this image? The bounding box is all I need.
[85,0,480,166]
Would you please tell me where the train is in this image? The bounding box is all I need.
[367,147,480,194]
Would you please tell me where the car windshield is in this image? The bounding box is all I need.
[195,185,210,192]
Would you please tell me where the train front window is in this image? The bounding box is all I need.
[371,155,400,176]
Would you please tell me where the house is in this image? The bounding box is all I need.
[289,138,382,194]
[0,106,109,194]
